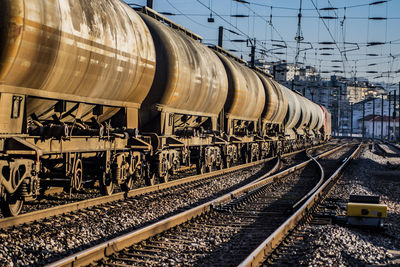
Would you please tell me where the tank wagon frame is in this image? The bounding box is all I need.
[0,86,155,215]
[0,3,331,217]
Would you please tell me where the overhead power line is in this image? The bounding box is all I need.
[195,0,284,61]
[310,0,350,77]
[234,0,393,11]
[166,0,215,30]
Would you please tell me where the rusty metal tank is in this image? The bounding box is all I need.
[280,85,301,137]
[214,53,265,122]
[256,73,288,125]
[138,12,228,129]
[315,103,325,132]
[295,94,311,135]
[0,0,156,124]
[306,99,324,134]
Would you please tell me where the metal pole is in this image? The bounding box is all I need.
[397,83,400,142]
[394,90,397,140]
[372,98,375,139]
[381,95,384,139]
[250,44,256,68]
[389,91,391,139]
[362,101,365,138]
[337,88,340,136]
[218,26,224,48]
[398,83,400,141]
[294,0,303,66]
[350,103,353,137]
[147,0,154,8]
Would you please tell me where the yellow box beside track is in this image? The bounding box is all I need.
[347,203,387,218]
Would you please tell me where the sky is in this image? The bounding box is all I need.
[125,0,400,88]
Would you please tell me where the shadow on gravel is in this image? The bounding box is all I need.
[354,157,400,201]
[384,144,400,158]
[383,152,400,158]
[339,250,369,266]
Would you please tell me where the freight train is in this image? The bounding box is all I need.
[0,1,331,216]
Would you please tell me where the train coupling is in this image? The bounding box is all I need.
[346,195,387,228]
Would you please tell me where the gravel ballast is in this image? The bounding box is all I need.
[269,144,400,266]
[0,162,274,266]
[0,142,338,266]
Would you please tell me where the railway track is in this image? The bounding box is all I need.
[262,142,399,266]
[1,159,279,265]
[0,158,275,228]
[0,143,337,228]
[0,145,343,265]
[375,143,390,158]
[376,142,400,158]
[46,142,356,267]
[242,143,362,267]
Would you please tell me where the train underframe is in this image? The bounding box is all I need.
[0,132,322,217]
[0,97,324,217]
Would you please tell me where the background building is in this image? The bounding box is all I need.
[255,59,400,140]
[359,115,399,140]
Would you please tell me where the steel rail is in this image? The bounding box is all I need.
[238,143,363,267]
[0,158,274,229]
[0,144,326,229]
[375,143,388,157]
[378,141,400,156]
[46,143,347,267]
[382,140,400,152]
[292,153,325,210]
[248,143,343,186]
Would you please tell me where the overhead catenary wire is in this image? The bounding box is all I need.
[166,0,215,30]
[310,0,349,78]
[130,0,399,84]
[233,0,393,11]
[195,0,285,61]
[160,13,400,20]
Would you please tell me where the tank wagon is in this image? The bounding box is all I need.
[0,2,331,216]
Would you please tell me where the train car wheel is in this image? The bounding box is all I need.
[100,171,114,195]
[196,161,206,174]
[144,164,155,186]
[122,165,142,191]
[207,164,214,173]
[250,154,254,163]
[225,156,231,169]
[72,159,83,191]
[122,175,134,191]
[216,162,223,170]
[145,173,155,186]
[159,173,169,183]
[1,193,23,217]
[242,153,249,164]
